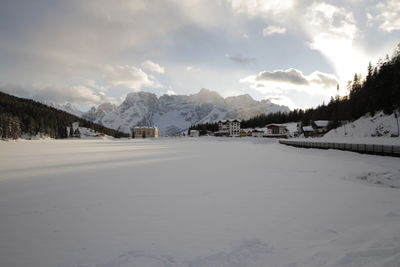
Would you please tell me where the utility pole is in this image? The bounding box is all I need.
[395,112,399,137]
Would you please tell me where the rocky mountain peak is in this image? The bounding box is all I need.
[97,102,116,112]
[225,94,255,105]
[191,88,223,104]
[124,91,157,104]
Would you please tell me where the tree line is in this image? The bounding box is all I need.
[0,91,129,139]
[188,122,219,135]
[191,43,400,132]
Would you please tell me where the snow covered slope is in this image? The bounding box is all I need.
[83,89,290,135]
[325,111,400,138]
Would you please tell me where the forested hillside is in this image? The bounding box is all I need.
[0,91,129,139]
[191,44,400,132]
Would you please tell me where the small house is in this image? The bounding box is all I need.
[302,126,315,138]
[240,129,253,137]
[312,120,331,135]
[265,124,288,138]
[251,129,264,137]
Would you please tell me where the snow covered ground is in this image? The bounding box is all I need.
[1,138,400,267]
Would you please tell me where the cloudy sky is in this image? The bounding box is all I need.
[0,0,399,110]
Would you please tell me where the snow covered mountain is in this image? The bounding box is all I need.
[82,89,290,136]
[45,102,83,117]
[82,102,116,122]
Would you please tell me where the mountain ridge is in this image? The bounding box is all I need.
[81,88,290,136]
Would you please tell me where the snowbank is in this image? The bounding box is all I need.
[325,111,400,138]
[293,111,400,146]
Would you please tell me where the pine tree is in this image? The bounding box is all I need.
[74,128,81,138]
[69,125,73,137]
[367,62,373,81]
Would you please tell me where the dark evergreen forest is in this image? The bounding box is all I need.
[0,91,129,139]
[191,44,400,132]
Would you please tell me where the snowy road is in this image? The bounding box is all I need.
[1,138,400,267]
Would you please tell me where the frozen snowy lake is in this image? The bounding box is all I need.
[1,138,400,267]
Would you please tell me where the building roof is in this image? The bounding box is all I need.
[218,119,241,123]
[302,126,314,132]
[314,120,330,127]
[134,126,158,129]
[242,128,266,132]
[265,124,287,128]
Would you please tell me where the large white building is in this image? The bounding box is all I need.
[217,120,240,137]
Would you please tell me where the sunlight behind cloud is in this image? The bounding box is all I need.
[303,2,369,90]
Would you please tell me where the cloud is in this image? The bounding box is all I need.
[305,2,357,48]
[368,0,400,32]
[0,1,219,91]
[240,68,338,95]
[0,63,161,106]
[141,60,165,73]
[0,0,397,110]
[228,55,256,66]
[254,69,309,85]
[241,68,339,109]
[35,86,114,105]
[262,25,287,36]
[226,0,294,18]
[0,84,114,105]
[308,71,338,88]
[104,65,155,90]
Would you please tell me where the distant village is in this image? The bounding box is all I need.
[130,119,333,139]
[186,119,332,138]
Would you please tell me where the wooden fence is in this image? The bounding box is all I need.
[279,139,400,157]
